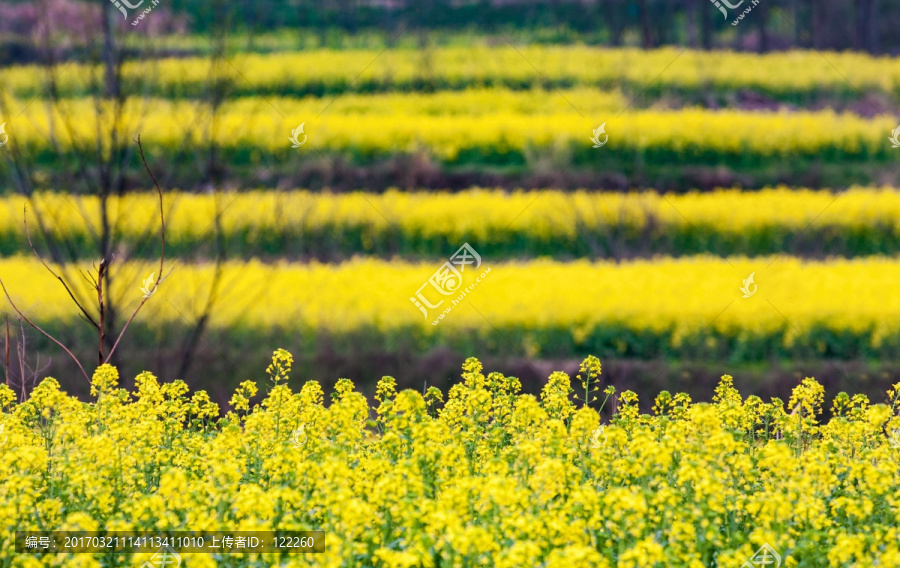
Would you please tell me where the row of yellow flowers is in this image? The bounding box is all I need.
[2,186,899,258]
[1,254,899,359]
[0,96,895,164]
[2,350,899,566]
[2,46,899,99]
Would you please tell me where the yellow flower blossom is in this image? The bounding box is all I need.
[0,351,898,566]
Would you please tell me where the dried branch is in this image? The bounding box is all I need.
[0,279,89,383]
[16,320,24,401]
[34,353,52,387]
[104,135,167,364]
[6,315,54,401]
[97,258,107,365]
[23,205,99,330]
[4,315,8,388]
[82,269,98,288]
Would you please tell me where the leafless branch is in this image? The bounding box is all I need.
[5,318,54,401]
[16,321,24,401]
[23,205,99,330]
[103,135,167,364]
[0,280,89,383]
[4,315,8,388]
[82,269,98,288]
[97,258,107,365]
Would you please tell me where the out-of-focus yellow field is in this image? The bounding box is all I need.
[0,96,892,162]
[3,254,899,358]
[3,46,899,97]
[5,186,900,246]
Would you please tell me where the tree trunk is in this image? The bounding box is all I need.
[605,0,623,46]
[856,0,878,52]
[700,0,712,49]
[101,3,118,99]
[686,0,698,47]
[638,0,653,48]
[811,0,827,50]
[870,0,879,52]
[757,0,768,52]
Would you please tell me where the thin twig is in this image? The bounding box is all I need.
[16,320,24,401]
[4,315,8,388]
[104,135,167,364]
[12,318,52,400]
[0,279,90,383]
[82,269,98,288]
[97,258,107,365]
[23,204,99,329]
[33,353,52,390]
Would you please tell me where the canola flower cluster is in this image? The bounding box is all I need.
[1,351,900,567]
[2,46,899,100]
[3,255,900,360]
[0,96,894,169]
[4,186,900,259]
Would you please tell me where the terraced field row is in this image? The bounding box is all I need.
[2,95,898,190]
[4,254,899,362]
[3,47,900,103]
[2,98,895,162]
[6,186,900,259]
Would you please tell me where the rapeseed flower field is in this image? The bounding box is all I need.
[0,97,892,167]
[4,186,900,259]
[3,11,900,567]
[3,47,900,100]
[2,350,899,567]
[2,255,900,360]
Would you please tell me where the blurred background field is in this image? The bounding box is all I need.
[1,0,899,410]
